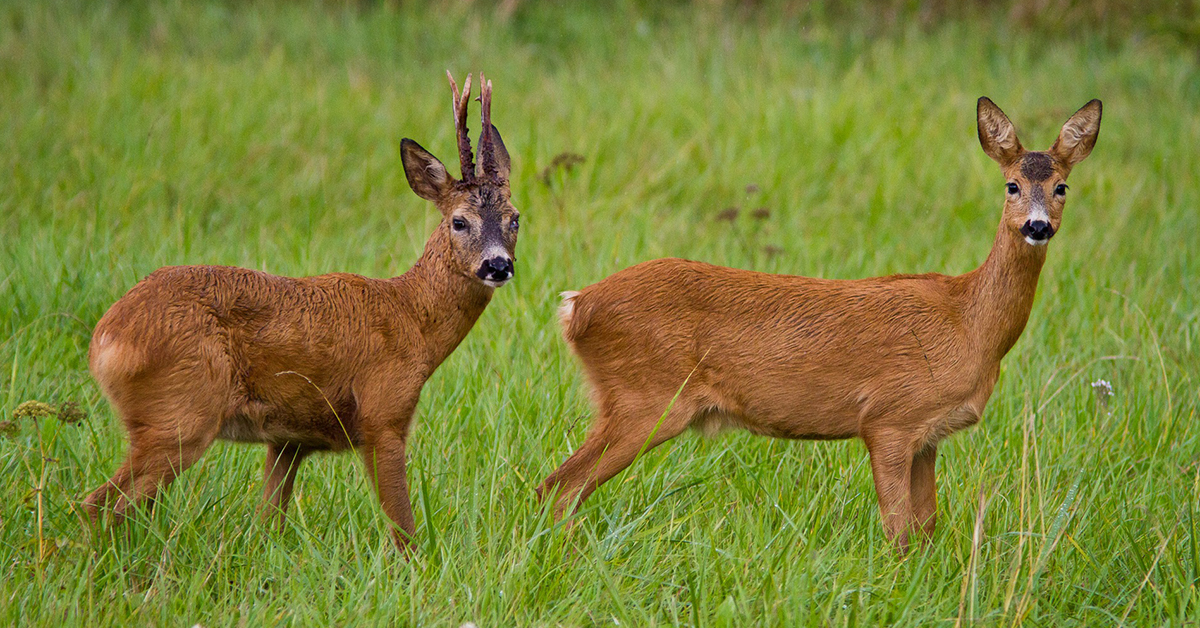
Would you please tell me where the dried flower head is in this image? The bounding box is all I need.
[11,400,87,425]
[12,401,56,421]
[538,152,586,186]
[56,402,87,425]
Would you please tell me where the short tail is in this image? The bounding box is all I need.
[558,290,588,344]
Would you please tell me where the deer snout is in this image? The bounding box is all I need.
[478,256,514,286]
[1019,219,1055,245]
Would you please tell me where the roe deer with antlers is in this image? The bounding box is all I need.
[83,72,519,550]
[538,98,1101,551]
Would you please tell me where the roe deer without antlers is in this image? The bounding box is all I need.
[538,97,1101,552]
[83,72,520,550]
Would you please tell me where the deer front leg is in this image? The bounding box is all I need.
[864,431,916,553]
[362,427,415,550]
[910,444,938,541]
[357,373,423,552]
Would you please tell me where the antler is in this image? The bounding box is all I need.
[477,73,499,181]
[447,71,475,182]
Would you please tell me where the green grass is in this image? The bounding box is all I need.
[2,1,1198,625]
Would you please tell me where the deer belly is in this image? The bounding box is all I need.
[217,414,264,443]
[733,379,862,440]
[219,399,360,450]
[690,379,861,440]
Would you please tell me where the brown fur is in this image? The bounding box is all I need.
[83,74,519,551]
[538,98,1101,552]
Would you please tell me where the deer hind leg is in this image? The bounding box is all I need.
[85,417,219,525]
[864,431,917,553]
[83,355,229,525]
[260,443,312,528]
[537,393,695,520]
[83,461,133,521]
[910,444,938,541]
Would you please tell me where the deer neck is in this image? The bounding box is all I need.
[963,219,1048,360]
[394,226,494,368]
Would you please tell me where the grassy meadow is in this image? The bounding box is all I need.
[2,1,1199,625]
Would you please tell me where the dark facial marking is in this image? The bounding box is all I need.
[470,184,509,244]
[1030,184,1044,205]
[1020,152,1054,182]
[473,184,508,211]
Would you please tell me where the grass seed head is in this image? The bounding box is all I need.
[56,402,87,425]
[12,400,56,421]
[10,400,87,425]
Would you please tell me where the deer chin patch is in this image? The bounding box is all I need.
[1023,235,1050,247]
[482,277,510,288]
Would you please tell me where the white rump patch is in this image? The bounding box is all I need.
[558,291,580,325]
[90,332,141,381]
[91,333,120,372]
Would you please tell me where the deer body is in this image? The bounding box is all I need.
[91,247,489,452]
[84,73,518,549]
[539,98,1101,551]
[562,254,1029,442]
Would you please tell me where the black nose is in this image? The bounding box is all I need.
[1019,219,1055,242]
[478,256,514,282]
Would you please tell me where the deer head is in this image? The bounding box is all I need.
[977,97,1102,246]
[401,72,519,287]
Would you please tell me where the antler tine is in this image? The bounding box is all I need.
[446,70,475,182]
[477,73,497,181]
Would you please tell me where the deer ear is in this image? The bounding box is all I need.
[401,138,454,202]
[477,124,511,182]
[977,97,1023,167]
[1049,99,1102,169]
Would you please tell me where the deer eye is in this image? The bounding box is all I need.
[451,218,468,231]
[510,216,519,231]
[1006,182,1020,195]
[1055,184,1068,196]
